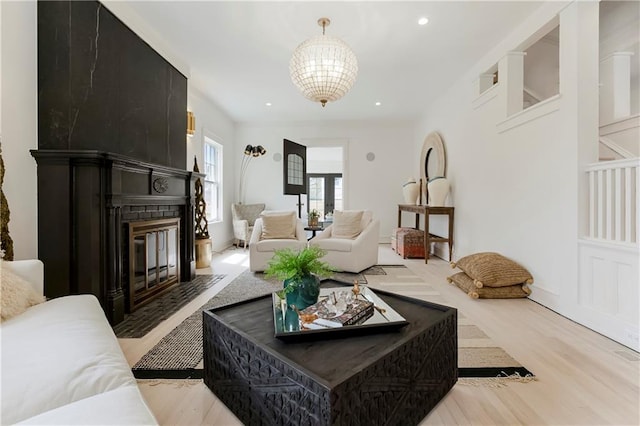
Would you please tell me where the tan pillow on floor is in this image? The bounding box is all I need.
[260,212,296,239]
[332,210,364,239]
[450,252,533,288]
[1,266,46,321]
[447,272,531,299]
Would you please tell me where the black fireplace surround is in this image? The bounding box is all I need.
[35,1,198,324]
[31,151,202,324]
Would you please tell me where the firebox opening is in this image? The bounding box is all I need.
[128,218,181,311]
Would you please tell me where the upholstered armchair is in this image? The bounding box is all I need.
[231,203,265,248]
[309,210,380,273]
[249,211,307,272]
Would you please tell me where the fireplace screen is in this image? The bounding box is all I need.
[128,218,180,311]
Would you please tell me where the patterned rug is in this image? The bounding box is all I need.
[114,274,226,338]
[132,266,534,381]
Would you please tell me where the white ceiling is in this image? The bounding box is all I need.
[122,1,544,124]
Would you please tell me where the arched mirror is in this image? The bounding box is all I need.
[420,132,446,204]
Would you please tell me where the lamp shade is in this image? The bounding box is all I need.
[289,22,358,107]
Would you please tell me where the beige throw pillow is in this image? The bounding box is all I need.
[260,212,296,239]
[1,266,46,321]
[332,210,364,239]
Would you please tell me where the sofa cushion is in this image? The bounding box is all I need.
[451,252,534,288]
[260,212,296,239]
[1,265,46,322]
[332,210,364,239]
[1,295,137,424]
[17,386,157,425]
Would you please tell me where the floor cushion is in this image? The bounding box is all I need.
[450,252,533,288]
[447,272,531,299]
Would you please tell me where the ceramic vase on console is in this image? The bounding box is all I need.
[402,178,420,205]
[428,177,450,206]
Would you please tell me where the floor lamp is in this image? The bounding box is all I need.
[239,144,266,203]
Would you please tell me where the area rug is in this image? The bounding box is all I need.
[114,274,226,338]
[132,266,534,382]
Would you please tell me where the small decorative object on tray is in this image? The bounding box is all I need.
[273,280,409,340]
[300,291,373,328]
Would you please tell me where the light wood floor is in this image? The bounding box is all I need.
[119,245,640,425]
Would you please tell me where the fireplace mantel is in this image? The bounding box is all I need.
[31,149,204,324]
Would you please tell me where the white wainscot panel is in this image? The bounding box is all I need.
[578,239,639,351]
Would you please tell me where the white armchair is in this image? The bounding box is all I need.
[309,210,379,273]
[231,203,265,248]
[249,211,307,272]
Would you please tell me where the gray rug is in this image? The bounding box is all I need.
[132,268,371,377]
[132,266,534,380]
[114,274,226,338]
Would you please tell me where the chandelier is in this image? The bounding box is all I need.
[289,18,358,107]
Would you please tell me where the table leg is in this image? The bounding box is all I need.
[415,213,420,229]
[424,211,430,263]
[398,208,402,228]
[448,210,454,261]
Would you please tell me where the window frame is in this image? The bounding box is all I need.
[203,137,223,223]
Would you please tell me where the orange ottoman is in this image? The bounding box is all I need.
[396,228,425,259]
[391,227,415,252]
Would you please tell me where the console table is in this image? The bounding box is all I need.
[397,204,454,263]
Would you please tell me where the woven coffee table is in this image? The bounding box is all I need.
[203,282,457,425]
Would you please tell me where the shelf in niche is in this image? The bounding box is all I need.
[496,93,561,133]
[472,83,500,110]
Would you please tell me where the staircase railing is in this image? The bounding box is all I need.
[586,158,639,246]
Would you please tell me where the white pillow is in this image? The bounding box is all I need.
[260,212,296,239]
[332,210,364,239]
[1,265,46,321]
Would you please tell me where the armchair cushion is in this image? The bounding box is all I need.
[332,210,364,239]
[231,203,265,226]
[260,211,296,240]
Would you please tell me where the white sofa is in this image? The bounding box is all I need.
[1,260,157,425]
[309,211,380,273]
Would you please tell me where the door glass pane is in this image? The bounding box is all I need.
[334,178,343,212]
[309,177,325,218]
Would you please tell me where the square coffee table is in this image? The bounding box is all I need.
[203,282,457,425]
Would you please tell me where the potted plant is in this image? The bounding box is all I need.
[308,209,321,227]
[265,246,334,310]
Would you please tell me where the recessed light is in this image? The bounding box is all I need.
[265,102,272,107]
[418,17,429,26]
[375,101,381,106]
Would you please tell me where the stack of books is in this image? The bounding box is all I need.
[301,297,374,328]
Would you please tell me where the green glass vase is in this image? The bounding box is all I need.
[284,274,320,311]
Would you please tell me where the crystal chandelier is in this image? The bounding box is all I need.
[289,18,358,107]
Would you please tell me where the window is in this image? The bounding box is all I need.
[204,138,223,222]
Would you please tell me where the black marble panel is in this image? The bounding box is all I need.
[38,0,187,169]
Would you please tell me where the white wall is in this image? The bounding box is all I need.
[1,0,38,260]
[187,88,237,251]
[415,1,600,319]
[236,121,416,241]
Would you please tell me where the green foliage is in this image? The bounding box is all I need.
[265,246,333,283]
[308,209,321,219]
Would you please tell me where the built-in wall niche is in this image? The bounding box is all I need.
[522,25,560,110]
[477,64,499,96]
